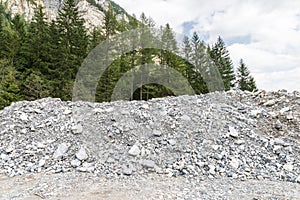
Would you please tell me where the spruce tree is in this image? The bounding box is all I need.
[190,32,208,93]
[0,66,20,109]
[103,3,117,39]
[96,3,118,102]
[0,23,21,66]
[21,6,50,73]
[236,59,257,92]
[55,0,88,100]
[209,36,235,91]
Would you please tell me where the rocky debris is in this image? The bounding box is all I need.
[75,146,88,161]
[0,91,299,185]
[233,90,299,137]
[128,145,141,156]
[53,143,69,159]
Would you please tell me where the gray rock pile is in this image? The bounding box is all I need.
[0,90,299,184]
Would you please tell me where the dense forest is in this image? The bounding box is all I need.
[0,0,257,109]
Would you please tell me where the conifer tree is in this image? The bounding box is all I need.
[209,36,235,91]
[103,3,117,39]
[190,32,208,93]
[55,0,88,100]
[19,5,52,101]
[0,66,20,109]
[236,59,257,92]
[0,22,21,66]
[21,6,50,74]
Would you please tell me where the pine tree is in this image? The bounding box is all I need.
[190,32,208,93]
[103,3,117,39]
[236,59,257,92]
[0,66,20,109]
[0,22,21,66]
[21,6,50,73]
[55,0,88,100]
[209,36,235,91]
[89,26,105,51]
[17,6,53,100]
[96,3,118,102]
[22,71,50,100]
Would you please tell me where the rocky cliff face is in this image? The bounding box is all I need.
[1,0,123,28]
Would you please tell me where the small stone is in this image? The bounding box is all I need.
[106,157,115,163]
[53,143,69,159]
[153,130,162,137]
[274,138,285,145]
[178,160,185,171]
[39,159,46,167]
[128,145,140,156]
[105,107,114,113]
[283,163,294,172]
[37,142,45,149]
[229,126,239,138]
[211,145,220,151]
[280,107,290,114]
[160,140,168,145]
[235,139,245,145]
[141,160,155,168]
[250,110,262,118]
[229,158,240,170]
[0,153,9,161]
[71,159,81,167]
[168,139,176,146]
[71,124,83,134]
[20,113,28,121]
[180,115,191,121]
[63,109,72,115]
[93,108,103,113]
[123,168,132,175]
[75,146,88,161]
[232,173,238,179]
[5,146,14,154]
[140,104,149,109]
[268,111,279,118]
[20,128,27,134]
[296,175,300,183]
[78,162,94,172]
[275,124,283,131]
[264,99,276,107]
[208,165,216,174]
[257,175,264,181]
[273,145,282,152]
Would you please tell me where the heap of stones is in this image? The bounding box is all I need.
[0,90,299,183]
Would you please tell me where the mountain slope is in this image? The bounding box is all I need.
[1,0,129,28]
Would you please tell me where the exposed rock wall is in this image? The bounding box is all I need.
[1,0,113,28]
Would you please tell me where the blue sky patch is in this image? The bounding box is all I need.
[182,21,198,36]
[225,35,251,46]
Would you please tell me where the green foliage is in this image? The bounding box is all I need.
[103,3,117,39]
[209,36,236,91]
[0,65,20,109]
[54,0,88,100]
[22,71,50,100]
[236,59,257,92]
[0,1,253,108]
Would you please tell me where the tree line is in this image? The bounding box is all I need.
[0,0,257,109]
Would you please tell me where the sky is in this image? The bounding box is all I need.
[113,0,300,91]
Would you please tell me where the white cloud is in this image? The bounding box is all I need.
[114,0,300,91]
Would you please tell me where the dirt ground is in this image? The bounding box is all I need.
[1,172,300,200]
